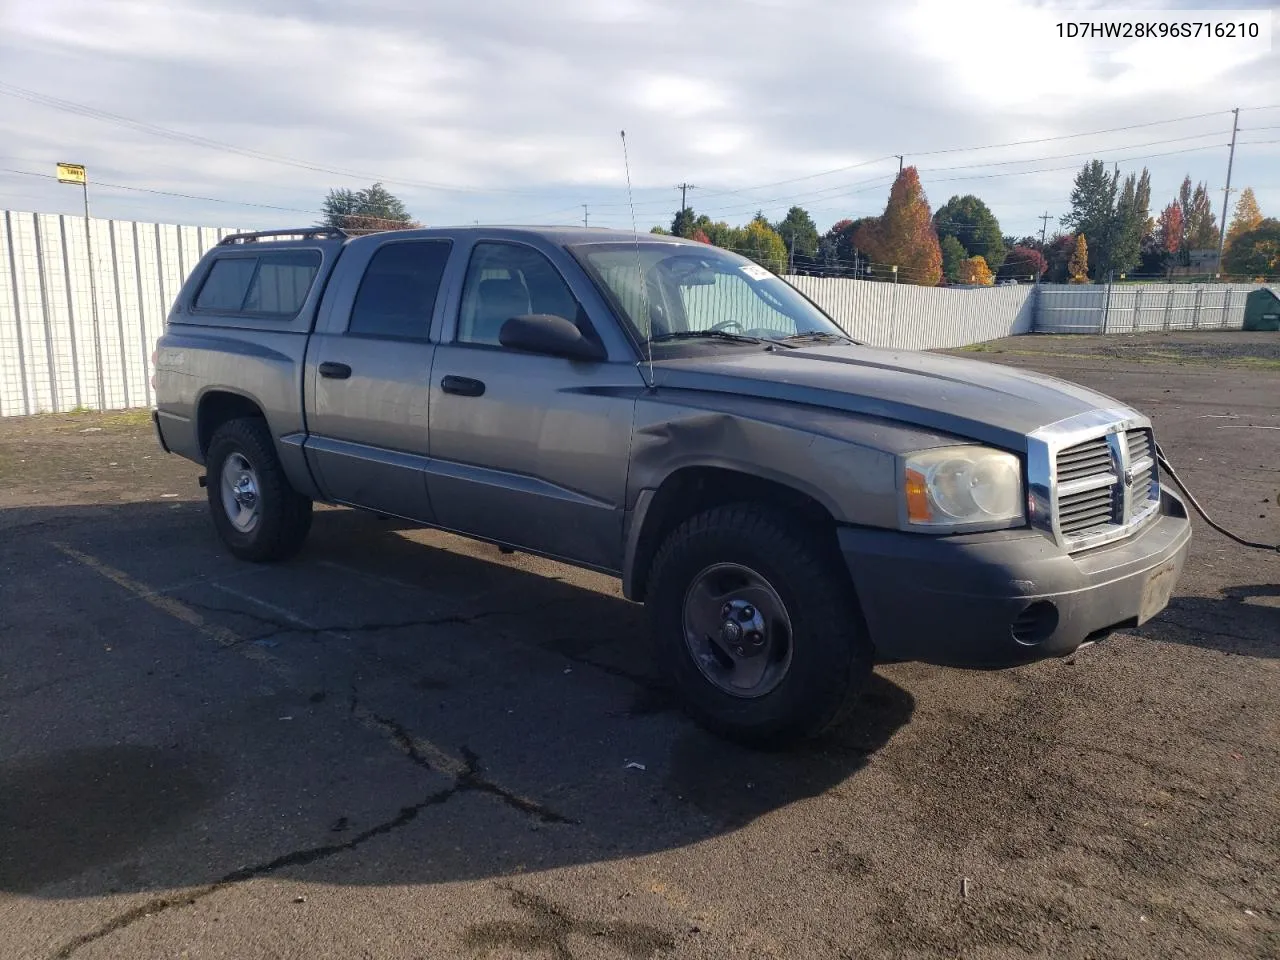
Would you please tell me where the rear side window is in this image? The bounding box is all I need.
[348,240,452,339]
[194,250,321,317]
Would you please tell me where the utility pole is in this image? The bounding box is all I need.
[56,162,104,409]
[676,182,696,213]
[582,204,589,228]
[1036,212,1053,286]
[787,233,795,275]
[1100,164,1119,332]
[1215,107,1240,279]
[895,155,904,175]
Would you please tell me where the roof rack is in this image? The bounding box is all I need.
[218,227,348,246]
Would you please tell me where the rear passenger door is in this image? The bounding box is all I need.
[304,238,452,521]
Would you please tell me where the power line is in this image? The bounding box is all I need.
[905,110,1232,157]
[0,167,321,214]
[0,81,554,197]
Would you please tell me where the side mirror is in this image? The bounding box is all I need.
[498,314,606,362]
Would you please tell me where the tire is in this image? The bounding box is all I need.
[645,503,872,747]
[206,417,312,562]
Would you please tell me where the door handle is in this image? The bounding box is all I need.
[441,375,485,397]
[319,361,352,380]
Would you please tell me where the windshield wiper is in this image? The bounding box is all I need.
[650,330,764,345]
[779,331,855,344]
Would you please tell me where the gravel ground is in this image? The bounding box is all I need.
[0,333,1277,960]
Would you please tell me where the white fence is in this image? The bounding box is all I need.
[0,208,1269,417]
[1035,283,1261,334]
[0,210,240,417]
[789,276,1037,349]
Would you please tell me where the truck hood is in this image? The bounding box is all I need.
[650,344,1132,449]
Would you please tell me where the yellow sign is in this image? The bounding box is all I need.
[56,162,86,185]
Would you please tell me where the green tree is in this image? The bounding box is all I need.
[1062,160,1119,280]
[933,195,1006,272]
[322,182,415,231]
[1221,218,1280,278]
[940,235,967,283]
[772,206,820,267]
[853,166,943,286]
[671,207,697,238]
[1184,181,1218,251]
[1111,168,1152,277]
[735,219,789,273]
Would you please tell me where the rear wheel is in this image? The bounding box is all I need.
[206,417,312,562]
[645,503,872,746]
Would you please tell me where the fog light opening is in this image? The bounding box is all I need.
[1011,600,1059,646]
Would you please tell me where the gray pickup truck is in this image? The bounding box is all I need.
[153,225,1191,744]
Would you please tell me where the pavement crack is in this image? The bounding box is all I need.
[456,746,579,825]
[49,785,460,960]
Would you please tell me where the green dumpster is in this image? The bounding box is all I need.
[1243,287,1280,331]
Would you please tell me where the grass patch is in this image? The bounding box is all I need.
[99,409,154,427]
[976,348,1280,370]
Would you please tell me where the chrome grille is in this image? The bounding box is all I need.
[1058,485,1117,535]
[1056,436,1112,483]
[1053,427,1159,549]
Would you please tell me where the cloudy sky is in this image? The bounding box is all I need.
[0,0,1276,241]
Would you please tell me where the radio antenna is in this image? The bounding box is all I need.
[621,129,654,389]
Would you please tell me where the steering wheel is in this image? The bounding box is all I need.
[708,319,744,333]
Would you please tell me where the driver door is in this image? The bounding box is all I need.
[425,241,643,571]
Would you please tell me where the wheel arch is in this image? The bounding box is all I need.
[622,464,846,602]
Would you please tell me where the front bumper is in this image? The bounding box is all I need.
[839,489,1191,667]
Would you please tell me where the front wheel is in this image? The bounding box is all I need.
[206,417,312,562]
[645,504,872,746]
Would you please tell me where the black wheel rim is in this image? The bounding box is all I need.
[682,562,794,698]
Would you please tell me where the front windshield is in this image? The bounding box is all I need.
[572,241,849,346]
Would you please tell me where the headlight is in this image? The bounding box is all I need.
[902,446,1025,529]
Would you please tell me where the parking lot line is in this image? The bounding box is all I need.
[210,581,354,642]
[52,542,249,653]
[49,541,516,786]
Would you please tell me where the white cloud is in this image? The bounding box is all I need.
[0,0,1275,237]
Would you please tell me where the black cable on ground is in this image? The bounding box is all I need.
[1155,441,1279,553]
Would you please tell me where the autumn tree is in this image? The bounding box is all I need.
[322,182,417,232]
[1224,187,1263,254]
[1067,234,1089,283]
[1221,218,1280,278]
[961,255,994,285]
[736,218,789,273]
[853,166,943,285]
[933,195,1006,272]
[1184,181,1219,251]
[998,245,1048,282]
[940,235,967,283]
[1156,202,1183,256]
